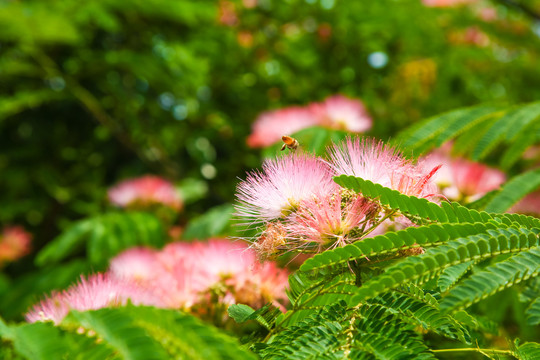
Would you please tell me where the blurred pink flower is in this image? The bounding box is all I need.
[462,27,490,47]
[108,175,182,211]
[234,261,289,310]
[112,240,289,313]
[26,274,157,324]
[25,292,69,325]
[109,247,161,283]
[247,107,317,148]
[451,158,505,198]
[247,95,371,148]
[310,95,372,133]
[63,274,156,311]
[191,239,289,309]
[235,153,337,223]
[110,245,198,309]
[328,137,441,199]
[422,0,474,7]
[509,192,540,215]
[217,0,238,26]
[478,7,497,21]
[0,226,32,265]
[422,146,506,201]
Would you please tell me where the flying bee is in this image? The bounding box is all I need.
[280,135,299,151]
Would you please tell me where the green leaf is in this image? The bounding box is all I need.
[472,102,540,161]
[62,306,256,360]
[351,227,540,303]
[352,304,437,360]
[484,169,540,213]
[228,304,256,323]
[395,105,502,154]
[183,204,234,240]
[372,287,471,344]
[500,121,540,169]
[177,178,208,205]
[513,340,540,360]
[440,247,540,311]
[35,219,93,267]
[334,175,493,224]
[36,212,166,268]
[0,316,113,360]
[300,222,505,273]
[228,303,281,330]
[0,90,64,121]
[525,297,540,326]
[437,260,474,293]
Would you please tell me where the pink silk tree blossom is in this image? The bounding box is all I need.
[422,0,475,7]
[422,145,506,202]
[27,239,290,324]
[108,175,182,211]
[26,274,158,324]
[328,137,441,199]
[285,192,377,251]
[246,95,372,148]
[247,106,317,148]
[0,226,32,265]
[235,153,337,224]
[309,95,372,133]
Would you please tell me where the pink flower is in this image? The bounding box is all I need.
[422,0,474,7]
[254,222,288,260]
[233,261,289,310]
[26,274,157,324]
[109,247,161,283]
[217,0,238,26]
[285,192,377,251]
[247,107,317,148]
[510,192,540,215]
[451,158,505,199]
[422,145,506,201]
[0,226,32,265]
[235,153,337,223]
[110,245,197,309]
[25,292,69,325]
[328,137,440,199]
[190,240,256,285]
[63,274,154,311]
[108,175,182,211]
[247,95,372,148]
[193,239,289,309]
[310,95,372,133]
[111,239,290,311]
[478,7,497,22]
[27,240,290,324]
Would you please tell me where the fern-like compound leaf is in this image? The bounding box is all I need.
[440,247,540,311]
[334,175,493,224]
[300,222,506,272]
[484,168,540,213]
[351,227,540,303]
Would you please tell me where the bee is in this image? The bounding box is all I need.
[280,135,299,151]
